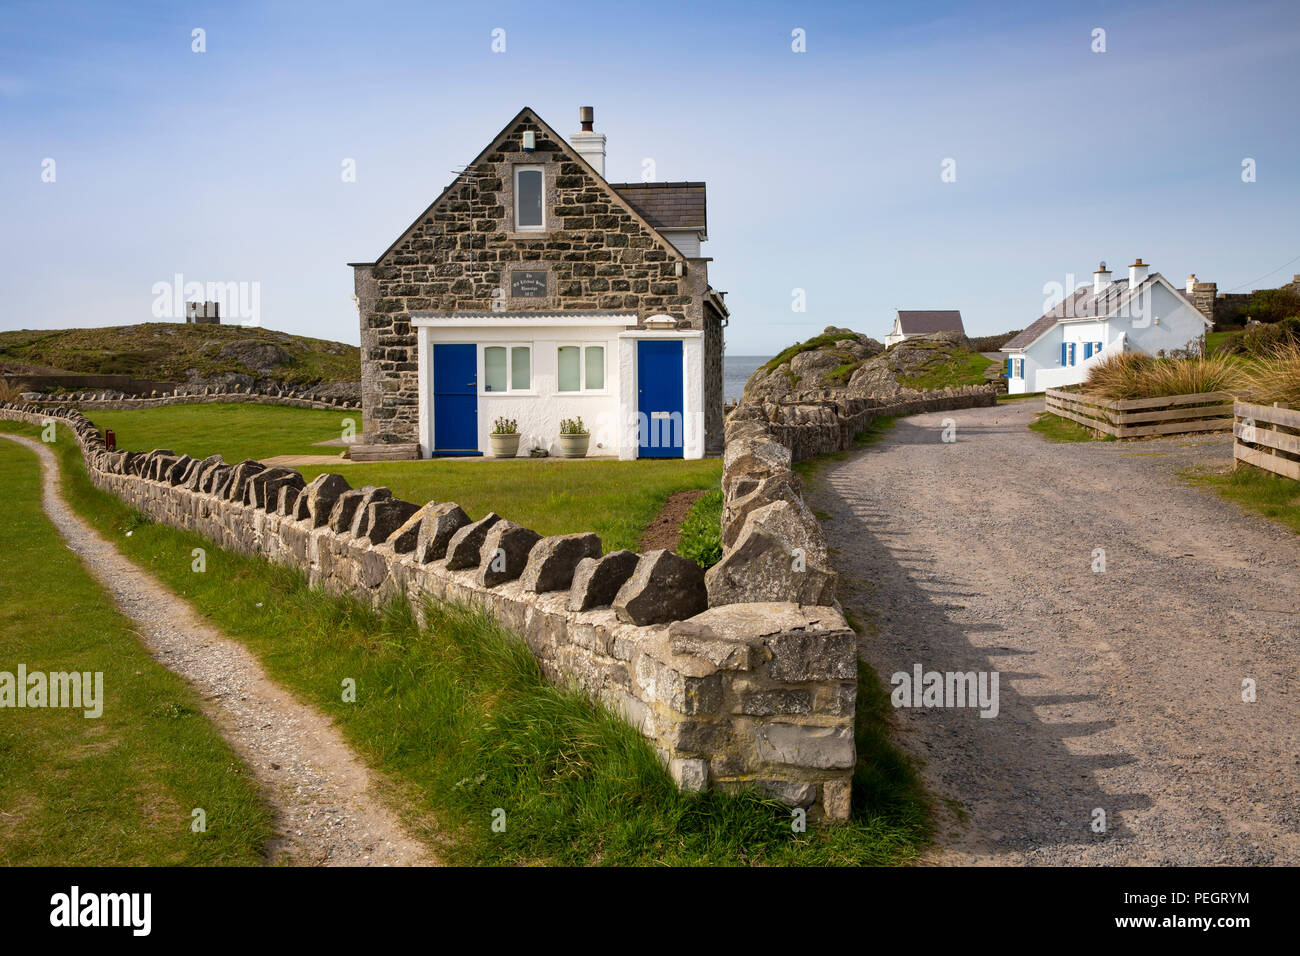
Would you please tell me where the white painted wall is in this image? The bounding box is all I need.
[659,229,702,258]
[1002,277,1209,394]
[412,314,706,460]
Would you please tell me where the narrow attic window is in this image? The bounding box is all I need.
[515,166,544,231]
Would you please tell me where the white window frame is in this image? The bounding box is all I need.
[513,165,545,232]
[1014,358,1025,379]
[481,342,534,395]
[556,341,609,394]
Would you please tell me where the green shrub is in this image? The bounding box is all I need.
[1243,288,1300,325]
[678,489,723,569]
[1215,317,1300,357]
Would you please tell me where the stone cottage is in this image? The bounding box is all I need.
[349,106,728,460]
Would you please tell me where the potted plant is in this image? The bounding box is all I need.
[489,417,520,458]
[558,416,589,458]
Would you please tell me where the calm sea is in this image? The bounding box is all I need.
[724,354,771,404]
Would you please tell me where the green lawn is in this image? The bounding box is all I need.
[81,403,722,553]
[86,403,346,462]
[1,418,933,866]
[0,436,271,865]
[1184,463,1300,535]
[300,458,722,553]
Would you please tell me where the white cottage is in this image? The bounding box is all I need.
[1000,259,1213,395]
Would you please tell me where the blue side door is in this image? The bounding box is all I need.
[432,344,480,455]
[637,339,684,458]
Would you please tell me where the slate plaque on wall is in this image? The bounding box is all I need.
[510,270,547,298]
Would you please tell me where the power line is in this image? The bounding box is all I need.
[1222,252,1300,293]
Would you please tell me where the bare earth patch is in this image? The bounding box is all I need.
[3,433,434,867]
[639,488,708,553]
[808,399,1300,865]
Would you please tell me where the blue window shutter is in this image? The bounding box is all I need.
[1061,343,1067,366]
[1006,358,1012,377]
[1084,343,1092,359]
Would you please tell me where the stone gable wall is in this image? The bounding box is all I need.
[357,114,721,446]
[1,401,854,820]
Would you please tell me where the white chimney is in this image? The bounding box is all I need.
[1186,273,1197,293]
[1093,261,1112,294]
[569,105,606,178]
[1129,257,1149,288]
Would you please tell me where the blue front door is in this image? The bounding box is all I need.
[432,344,480,455]
[637,339,684,458]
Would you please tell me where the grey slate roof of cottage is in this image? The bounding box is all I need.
[1001,273,1205,351]
[896,310,964,334]
[610,182,707,233]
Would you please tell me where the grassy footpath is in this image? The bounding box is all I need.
[0,437,271,865]
[1185,463,1300,536]
[0,419,932,866]
[84,404,722,552]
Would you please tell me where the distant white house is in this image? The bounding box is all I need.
[883,310,965,348]
[1000,259,1213,395]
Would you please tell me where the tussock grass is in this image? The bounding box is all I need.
[1,419,933,866]
[1085,352,1243,401]
[1243,342,1300,408]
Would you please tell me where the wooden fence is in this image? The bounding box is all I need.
[1233,401,1300,480]
[1045,388,1234,438]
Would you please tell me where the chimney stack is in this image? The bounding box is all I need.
[1093,261,1112,294]
[570,105,606,178]
[1187,273,1197,294]
[1129,258,1149,288]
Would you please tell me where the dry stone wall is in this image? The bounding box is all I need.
[24,387,359,412]
[707,385,998,608]
[0,401,855,820]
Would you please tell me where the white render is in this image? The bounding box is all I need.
[412,312,704,460]
[1001,267,1212,395]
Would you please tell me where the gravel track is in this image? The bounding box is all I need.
[809,399,1300,865]
[3,433,434,866]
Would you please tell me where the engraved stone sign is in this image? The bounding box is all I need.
[510,270,547,298]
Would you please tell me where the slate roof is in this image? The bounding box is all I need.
[609,182,707,232]
[896,310,965,334]
[1000,273,1206,351]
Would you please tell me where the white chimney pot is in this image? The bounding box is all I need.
[569,105,606,178]
[1129,258,1149,288]
[1093,261,1112,294]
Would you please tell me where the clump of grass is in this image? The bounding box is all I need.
[677,489,722,569]
[1084,352,1157,399]
[1141,354,1243,398]
[1243,341,1300,408]
[1085,352,1242,400]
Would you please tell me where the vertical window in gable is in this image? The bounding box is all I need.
[515,166,544,230]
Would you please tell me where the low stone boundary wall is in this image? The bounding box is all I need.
[0,401,855,820]
[705,385,998,608]
[20,388,360,412]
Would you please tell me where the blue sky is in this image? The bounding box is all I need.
[2,0,1298,355]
